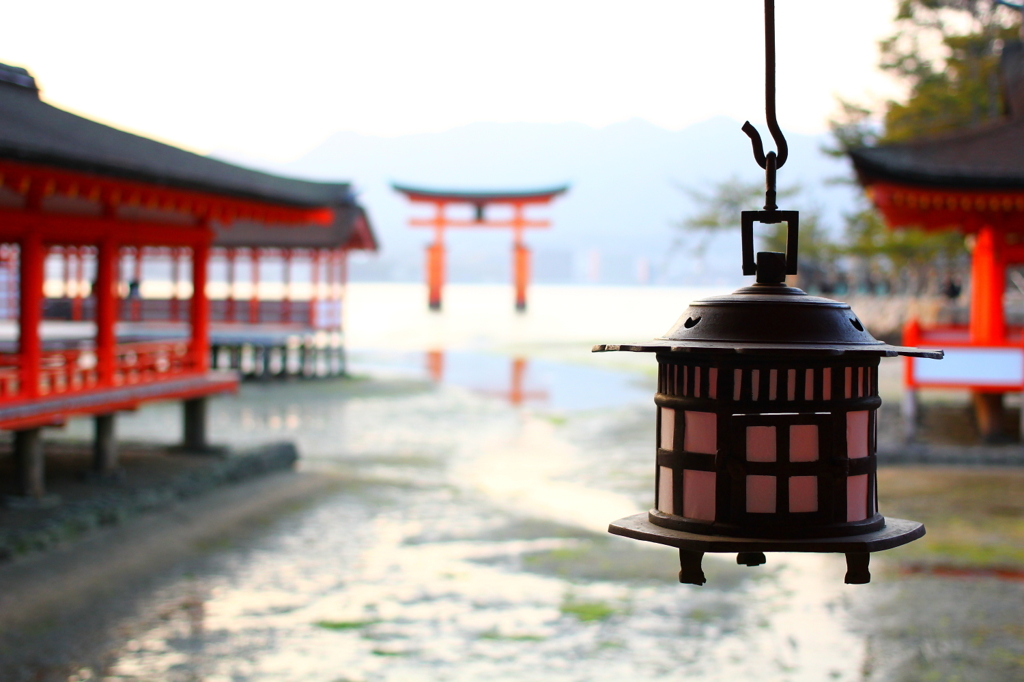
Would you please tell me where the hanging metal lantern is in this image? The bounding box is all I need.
[595,0,942,586]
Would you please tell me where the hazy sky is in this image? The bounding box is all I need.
[4,0,902,161]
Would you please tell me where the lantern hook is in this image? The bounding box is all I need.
[740,0,797,282]
[742,0,788,212]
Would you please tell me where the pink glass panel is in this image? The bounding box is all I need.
[847,411,870,459]
[789,424,819,461]
[694,366,701,398]
[789,476,818,512]
[859,367,865,397]
[746,475,776,513]
[787,369,796,400]
[708,367,718,399]
[804,369,813,400]
[733,369,742,401]
[847,474,869,521]
[660,407,675,450]
[746,426,777,462]
[658,466,674,514]
[823,367,832,400]
[683,470,716,521]
[684,411,717,454]
[682,365,688,396]
[845,367,853,399]
[751,369,760,400]
[769,369,778,400]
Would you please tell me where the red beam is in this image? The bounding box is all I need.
[0,159,333,226]
[0,209,212,246]
[408,218,550,229]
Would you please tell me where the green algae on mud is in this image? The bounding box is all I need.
[877,467,1024,570]
[560,596,618,622]
[520,537,756,587]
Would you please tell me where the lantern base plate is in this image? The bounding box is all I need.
[609,513,924,585]
[610,512,923,554]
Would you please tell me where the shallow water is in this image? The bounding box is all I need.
[52,285,1024,681]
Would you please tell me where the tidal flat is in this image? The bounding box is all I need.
[2,346,1022,682]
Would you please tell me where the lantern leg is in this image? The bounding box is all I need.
[736,551,766,567]
[844,553,871,584]
[678,549,706,585]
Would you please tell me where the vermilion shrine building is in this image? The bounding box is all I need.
[850,42,1024,441]
[393,184,568,311]
[0,63,374,500]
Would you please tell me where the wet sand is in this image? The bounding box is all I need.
[0,470,343,680]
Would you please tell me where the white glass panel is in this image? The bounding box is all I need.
[746,425,776,462]
[683,470,716,521]
[658,466,674,514]
[660,407,675,450]
[847,411,869,459]
[847,474,869,521]
[746,475,776,513]
[789,424,819,462]
[789,476,818,512]
[684,411,717,454]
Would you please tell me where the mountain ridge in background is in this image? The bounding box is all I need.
[214,117,857,286]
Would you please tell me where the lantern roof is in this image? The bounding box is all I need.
[594,283,943,358]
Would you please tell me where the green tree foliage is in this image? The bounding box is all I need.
[822,0,1019,293]
[879,0,1021,142]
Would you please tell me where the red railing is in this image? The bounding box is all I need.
[0,339,196,404]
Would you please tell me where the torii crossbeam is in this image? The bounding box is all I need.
[393,184,568,311]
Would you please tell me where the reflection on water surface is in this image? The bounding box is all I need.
[55,340,1024,681]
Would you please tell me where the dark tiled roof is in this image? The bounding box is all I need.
[849,118,1024,190]
[0,64,352,208]
[392,183,569,203]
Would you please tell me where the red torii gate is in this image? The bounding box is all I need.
[393,184,568,311]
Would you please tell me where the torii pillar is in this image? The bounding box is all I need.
[393,184,569,312]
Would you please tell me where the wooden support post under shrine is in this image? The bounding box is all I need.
[394,184,568,312]
[183,397,208,451]
[13,427,45,499]
[93,414,118,475]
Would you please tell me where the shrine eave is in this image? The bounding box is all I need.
[849,118,1024,191]
[391,183,570,204]
[0,78,352,210]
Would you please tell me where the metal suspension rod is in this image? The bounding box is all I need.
[741,0,789,210]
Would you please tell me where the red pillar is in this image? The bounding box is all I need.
[192,239,210,373]
[512,205,530,312]
[226,247,236,323]
[969,226,1006,345]
[18,233,44,398]
[427,203,446,311]
[95,237,118,387]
